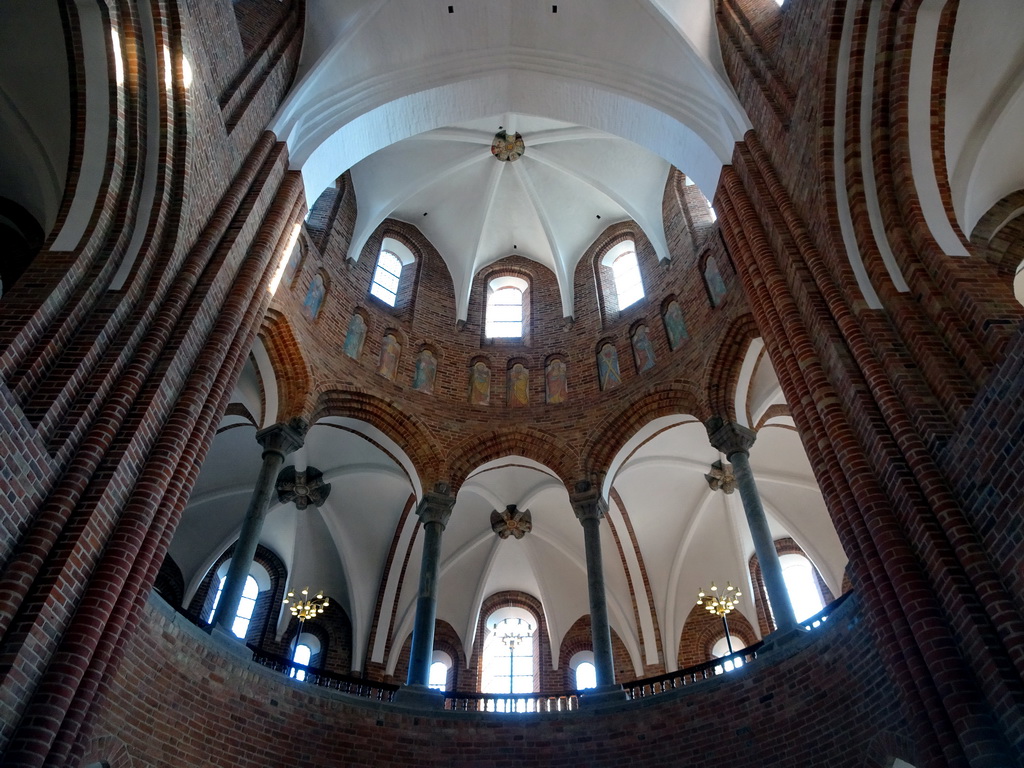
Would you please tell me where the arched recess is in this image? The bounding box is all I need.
[258,310,310,423]
[705,313,760,422]
[446,427,579,494]
[311,389,438,498]
[582,386,705,499]
[0,1,71,239]
[676,601,758,669]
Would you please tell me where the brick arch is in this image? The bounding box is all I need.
[81,734,133,768]
[705,312,760,422]
[311,388,442,488]
[677,602,758,669]
[258,310,312,420]
[581,384,706,483]
[445,426,580,492]
[863,731,918,768]
[748,537,835,635]
[471,591,554,691]
[558,614,635,687]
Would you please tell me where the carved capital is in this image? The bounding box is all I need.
[490,505,533,539]
[276,465,331,509]
[570,481,607,524]
[416,484,456,529]
[705,417,755,458]
[256,419,307,458]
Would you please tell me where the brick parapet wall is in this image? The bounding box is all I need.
[84,592,913,768]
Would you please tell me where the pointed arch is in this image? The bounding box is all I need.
[311,389,441,492]
[258,310,312,422]
[705,313,760,422]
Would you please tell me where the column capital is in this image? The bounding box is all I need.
[416,483,456,528]
[256,418,307,458]
[570,481,608,524]
[705,417,756,459]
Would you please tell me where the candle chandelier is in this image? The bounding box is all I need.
[283,587,330,621]
[696,581,741,617]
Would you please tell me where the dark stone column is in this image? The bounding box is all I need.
[570,482,617,688]
[405,485,456,687]
[213,420,306,635]
[706,418,798,632]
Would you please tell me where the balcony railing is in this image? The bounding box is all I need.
[248,647,400,702]
[233,591,852,711]
[443,691,581,712]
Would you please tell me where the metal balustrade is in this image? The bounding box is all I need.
[186,591,852,711]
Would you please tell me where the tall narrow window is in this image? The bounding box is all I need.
[482,607,536,710]
[428,651,453,691]
[370,249,403,306]
[485,276,528,338]
[601,240,644,310]
[292,643,312,682]
[207,574,259,639]
[569,651,597,690]
[780,553,825,622]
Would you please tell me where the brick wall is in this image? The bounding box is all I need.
[84,593,913,768]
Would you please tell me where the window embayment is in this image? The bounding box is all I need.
[370,249,403,306]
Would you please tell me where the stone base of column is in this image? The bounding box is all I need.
[757,624,807,654]
[580,684,628,708]
[209,626,253,661]
[393,684,446,709]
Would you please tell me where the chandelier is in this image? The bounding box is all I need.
[696,582,741,617]
[283,587,330,621]
[495,616,534,650]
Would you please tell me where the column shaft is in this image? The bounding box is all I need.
[729,449,798,631]
[406,490,455,687]
[213,422,304,634]
[580,512,616,687]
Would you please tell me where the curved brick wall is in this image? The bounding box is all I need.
[86,593,911,767]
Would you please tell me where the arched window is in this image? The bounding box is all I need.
[481,607,536,709]
[290,632,321,682]
[711,635,745,673]
[602,240,644,309]
[780,553,825,622]
[428,650,453,691]
[370,250,403,306]
[485,276,528,338]
[207,573,259,639]
[569,651,597,690]
[292,643,312,681]
[369,237,416,307]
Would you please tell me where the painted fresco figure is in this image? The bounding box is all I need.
[508,363,529,407]
[303,273,325,321]
[343,313,367,359]
[632,325,656,373]
[377,333,401,380]
[412,349,437,394]
[662,300,688,350]
[469,361,491,405]
[704,256,728,307]
[545,358,568,404]
[597,343,621,391]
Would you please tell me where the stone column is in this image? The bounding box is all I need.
[706,418,798,632]
[213,420,306,634]
[570,482,616,688]
[406,485,456,687]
